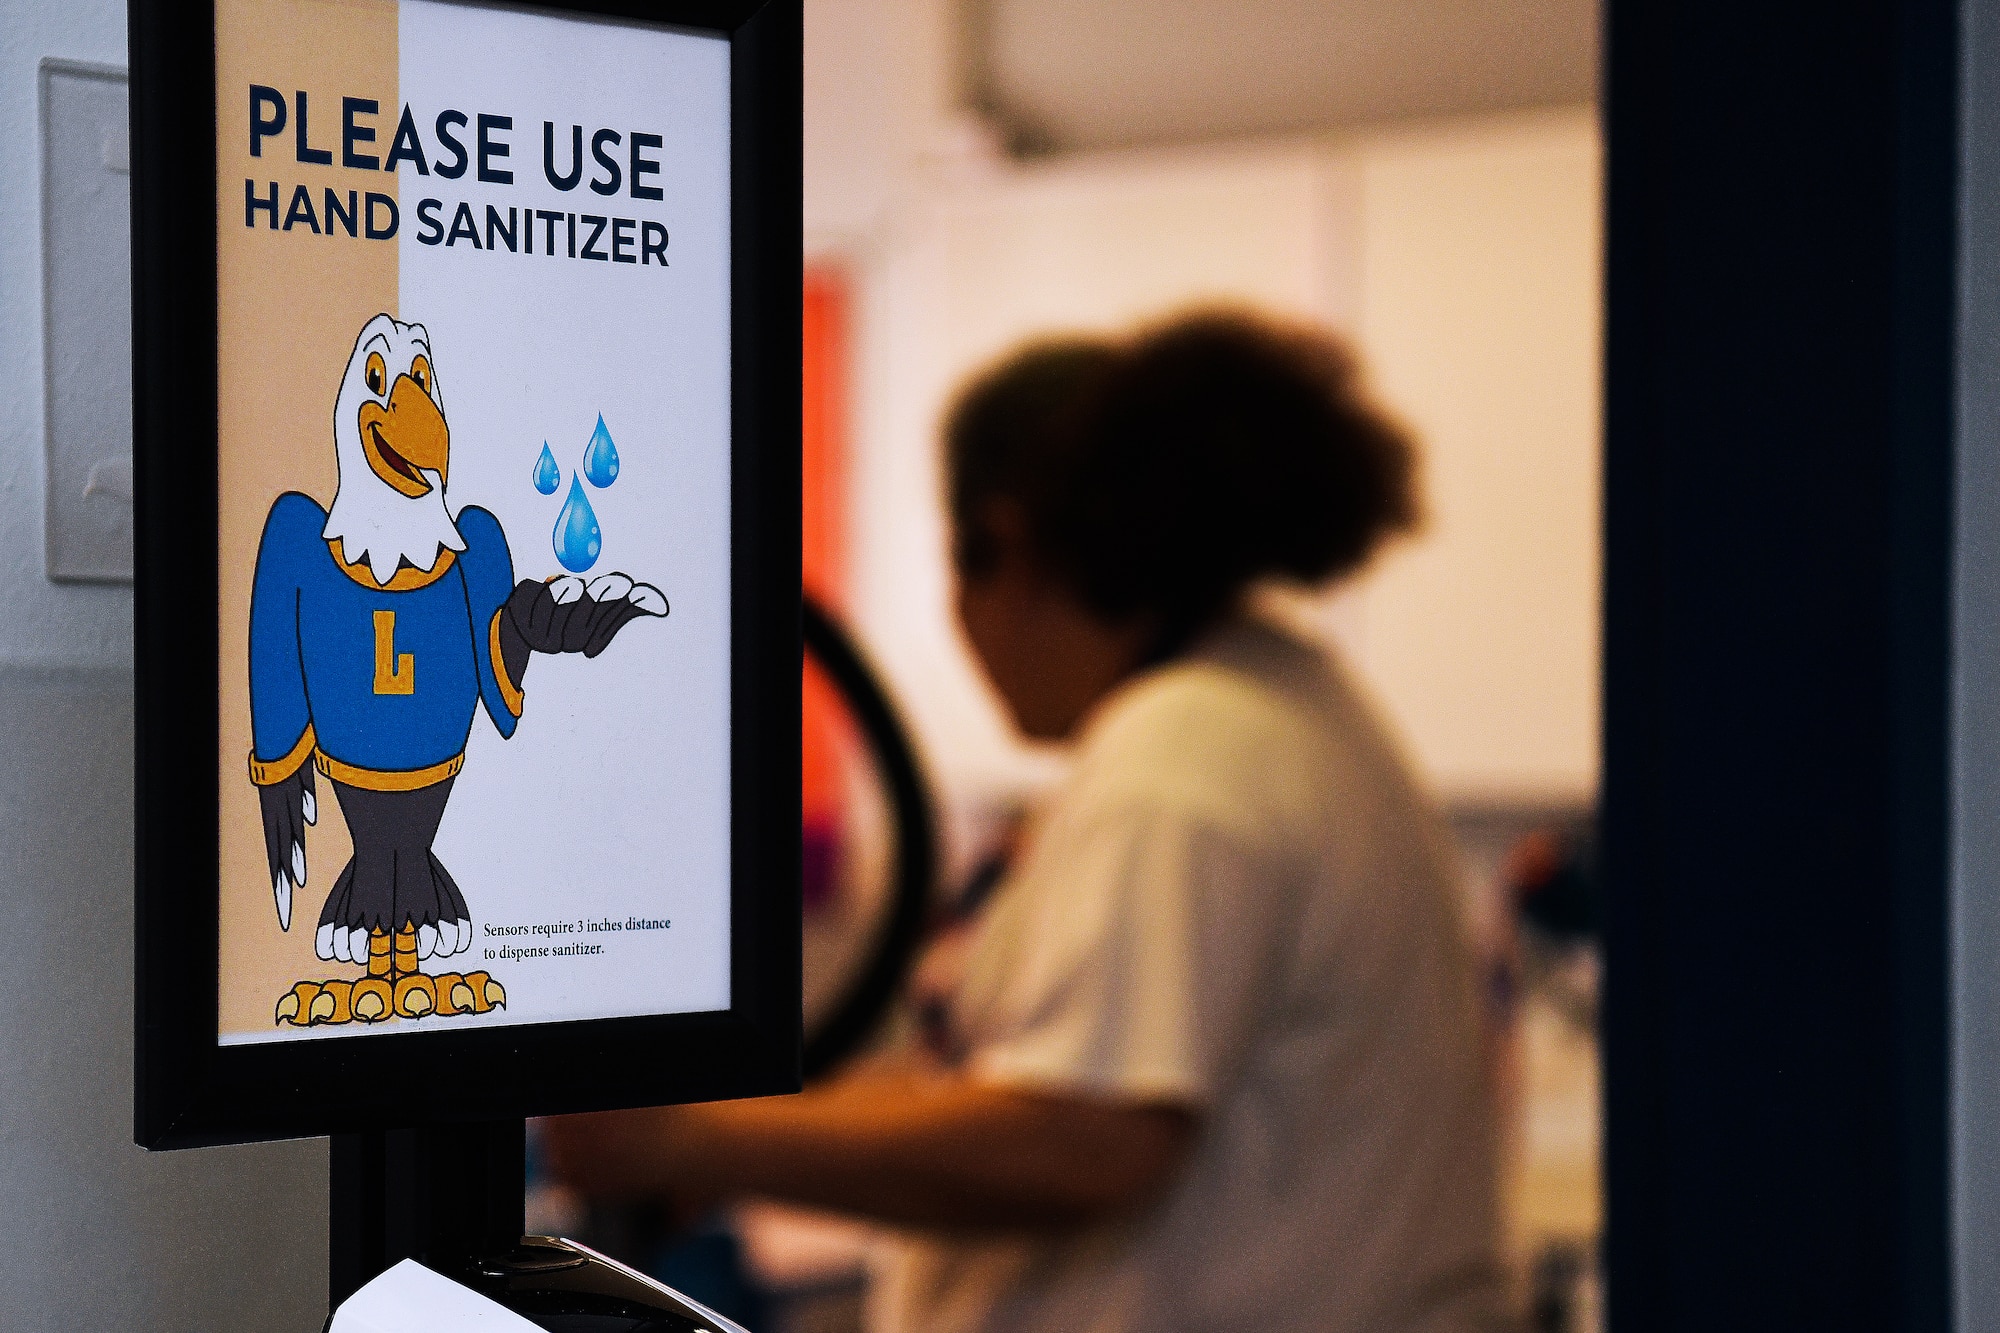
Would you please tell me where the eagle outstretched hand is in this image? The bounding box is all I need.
[494,572,670,688]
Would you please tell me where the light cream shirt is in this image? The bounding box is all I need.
[873,616,1507,1333]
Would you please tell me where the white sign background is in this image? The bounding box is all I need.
[403,1,731,1031]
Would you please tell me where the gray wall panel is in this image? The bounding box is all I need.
[0,667,325,1329]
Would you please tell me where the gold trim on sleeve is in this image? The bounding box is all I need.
[313,749,464,792]
[489,609,525,717]
[248,725,317,786]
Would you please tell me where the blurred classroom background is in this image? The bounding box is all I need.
[550,2,1605,1329]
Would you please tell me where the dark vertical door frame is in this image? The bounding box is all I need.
[1603,1,1957,1329]
[1952,0,2000,1322]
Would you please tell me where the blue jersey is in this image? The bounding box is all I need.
[247,492,522,790]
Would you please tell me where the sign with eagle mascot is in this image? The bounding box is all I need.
[246,313,667,1028]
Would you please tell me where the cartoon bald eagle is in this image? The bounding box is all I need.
[249,313,666,1027]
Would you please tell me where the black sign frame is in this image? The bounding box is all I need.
[131,0,802,1148]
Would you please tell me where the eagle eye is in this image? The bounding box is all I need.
[411,355,432,397]
[364,352,386,398]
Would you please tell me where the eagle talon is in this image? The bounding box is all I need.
[319,979,353,1024]
[276,981,317,1026]
[351,977,392,1023]
[394,974,437,1019]
[273,978,348,1025]
[434,972,472,1016]
[271,968,490,1025]
[272,963,492,1030]
[461,970,505,1013]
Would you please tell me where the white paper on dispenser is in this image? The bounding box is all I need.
[329,1258,544,1333]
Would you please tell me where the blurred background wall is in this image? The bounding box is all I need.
[805,0,1602,822]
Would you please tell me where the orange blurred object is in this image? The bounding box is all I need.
[802,268,849,909]
[802,266,845,609]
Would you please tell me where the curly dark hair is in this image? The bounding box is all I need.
[946,309,1420,655]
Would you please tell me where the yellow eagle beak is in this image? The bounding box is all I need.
[357,374,449,498]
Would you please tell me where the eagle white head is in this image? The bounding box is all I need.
[321,313,467,586]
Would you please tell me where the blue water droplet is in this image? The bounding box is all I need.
[553,473,602,573]
[532,441,560,495]
[583,414,620,488]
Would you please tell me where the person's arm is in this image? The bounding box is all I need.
[540,1072,1196,1233]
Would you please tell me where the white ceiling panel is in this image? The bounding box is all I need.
[980,0,1598,150]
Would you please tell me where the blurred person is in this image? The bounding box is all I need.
[545,310,1508,1332]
